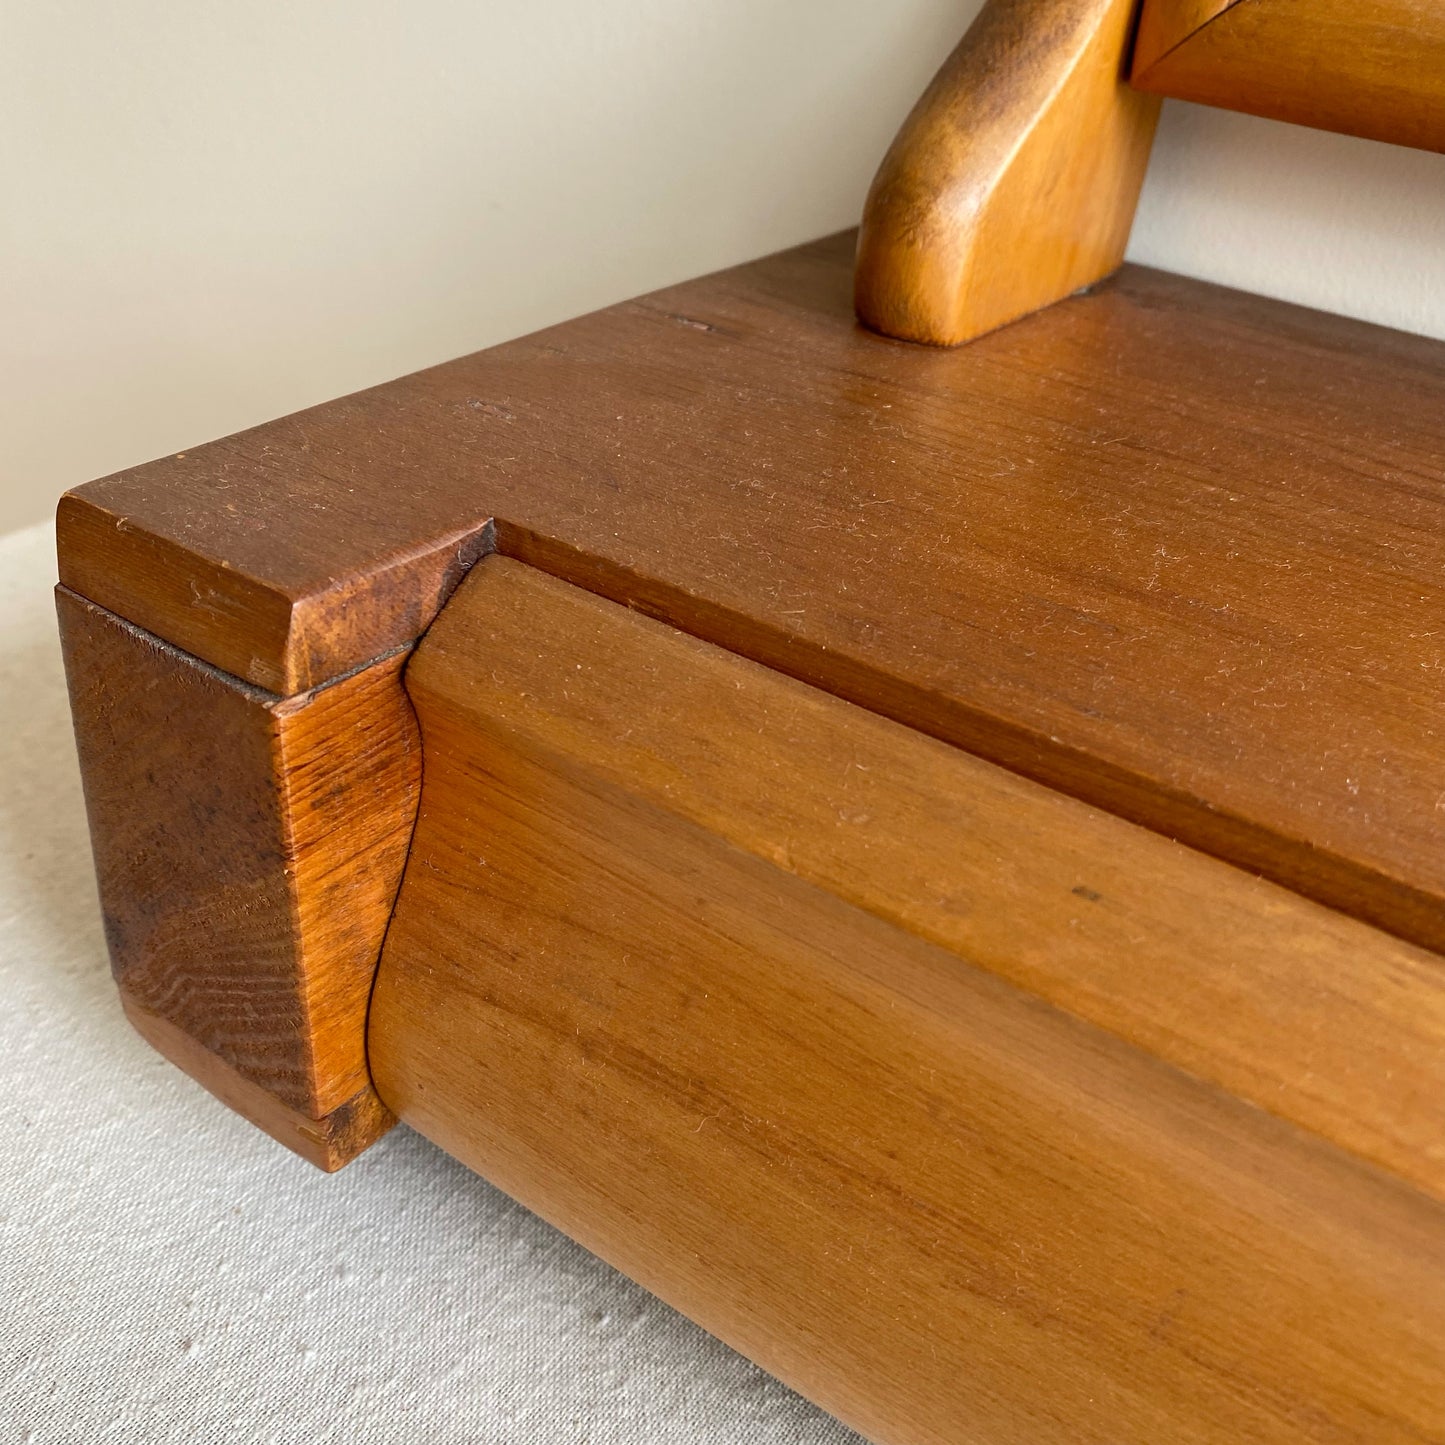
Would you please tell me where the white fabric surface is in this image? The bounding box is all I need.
[0,520,862,1445]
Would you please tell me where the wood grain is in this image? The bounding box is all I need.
[122,998,395,1171]
[371,556,1445,1445]
[854,0,1160,345]
[1132,0,1236,75]
[56,488,495,695]
[380,556,1445,1201]
[1132,0,1445,153]
[57,587,419,1166]
[56,236,1445,956]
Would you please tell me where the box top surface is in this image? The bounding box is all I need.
[59,231,1445,953]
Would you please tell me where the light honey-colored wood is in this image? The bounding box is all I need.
[375,556,1445,1201]
[370,556,1445,1445]
[1132,0,1445,152]
[855,0,1160,345]
[1132,0,1235,75]
[122,998,394,1171]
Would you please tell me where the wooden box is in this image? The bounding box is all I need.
[57,3,1445,1439]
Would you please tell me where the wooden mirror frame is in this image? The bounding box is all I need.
[1133,0,1445,151]
[857,0,1445,347]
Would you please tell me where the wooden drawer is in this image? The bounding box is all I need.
[366,556,1444,1445]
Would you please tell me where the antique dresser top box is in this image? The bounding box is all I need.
[56,2,1445,1443]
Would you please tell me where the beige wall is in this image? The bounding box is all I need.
[5,1,1444,534]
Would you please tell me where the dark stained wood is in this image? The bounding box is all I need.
[1132,0,1445,154]
[57,492,493,695]
[856,0,1160,345]
[371,555,1445,1445]
[57,233,1445,954]
[57,587,420,1168]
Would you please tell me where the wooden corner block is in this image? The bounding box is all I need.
[57,586,421,1169]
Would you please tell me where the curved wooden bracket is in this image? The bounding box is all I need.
[855,0,1160,346]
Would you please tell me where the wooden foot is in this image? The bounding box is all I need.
[855,0,1160,345]
[121,996,392,1170]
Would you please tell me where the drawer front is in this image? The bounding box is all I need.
[369,555,1445,1445]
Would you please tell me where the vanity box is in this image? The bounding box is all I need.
[57,2,1445,1440]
